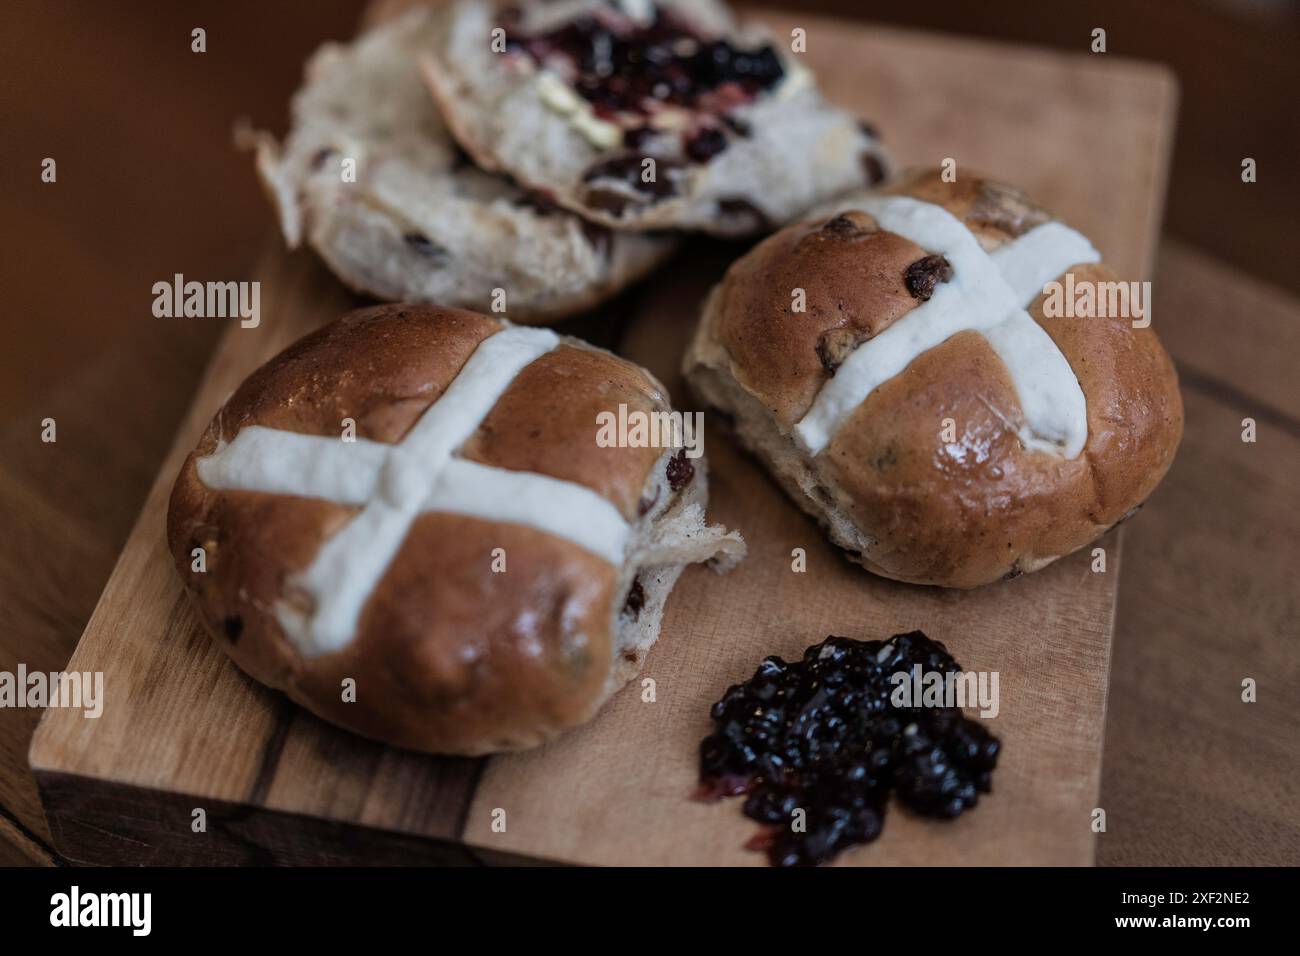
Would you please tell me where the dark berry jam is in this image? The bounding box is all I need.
[684,126,728,162]
[698,631,1001,866]
[506,9,783,116]
[623,126,655,150]
[503,5,784,165]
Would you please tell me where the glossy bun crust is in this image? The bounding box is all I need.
[169,304,727,753]
[684,169,1183,588]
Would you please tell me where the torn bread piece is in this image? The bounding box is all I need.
[252,6,676,323]
[420,0,890,236]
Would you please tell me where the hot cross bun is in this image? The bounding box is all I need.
[169,304,743,754]
[683,168,1182,588]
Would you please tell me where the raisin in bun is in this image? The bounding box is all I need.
[683,168,1182,588]
[168,304,743,754]
[419,0,888,236]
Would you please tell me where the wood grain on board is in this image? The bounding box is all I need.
[1096,242,1300,867]
[28,10,1177,865]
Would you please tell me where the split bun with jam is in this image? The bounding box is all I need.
[419,0,889,236]
[252,6,676,323]
[168,304,743,755]
[683,168,1183,588]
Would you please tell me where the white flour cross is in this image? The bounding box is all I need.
[795,197,1099,458]
[197,325,630,658]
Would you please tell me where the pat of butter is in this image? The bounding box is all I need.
[536,71,623,150]
[775,59,813,101]
[618,0,655,25]
[651,107,692,131]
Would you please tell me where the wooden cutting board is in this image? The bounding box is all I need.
[29,8,1176,866]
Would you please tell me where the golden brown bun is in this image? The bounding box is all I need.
[684,168,1183,588]
[169,304,742,754]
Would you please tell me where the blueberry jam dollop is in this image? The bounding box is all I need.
[698,631,1001,867]
[503,4,785,162]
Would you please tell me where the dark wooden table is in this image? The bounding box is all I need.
[1,0,1297,866]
